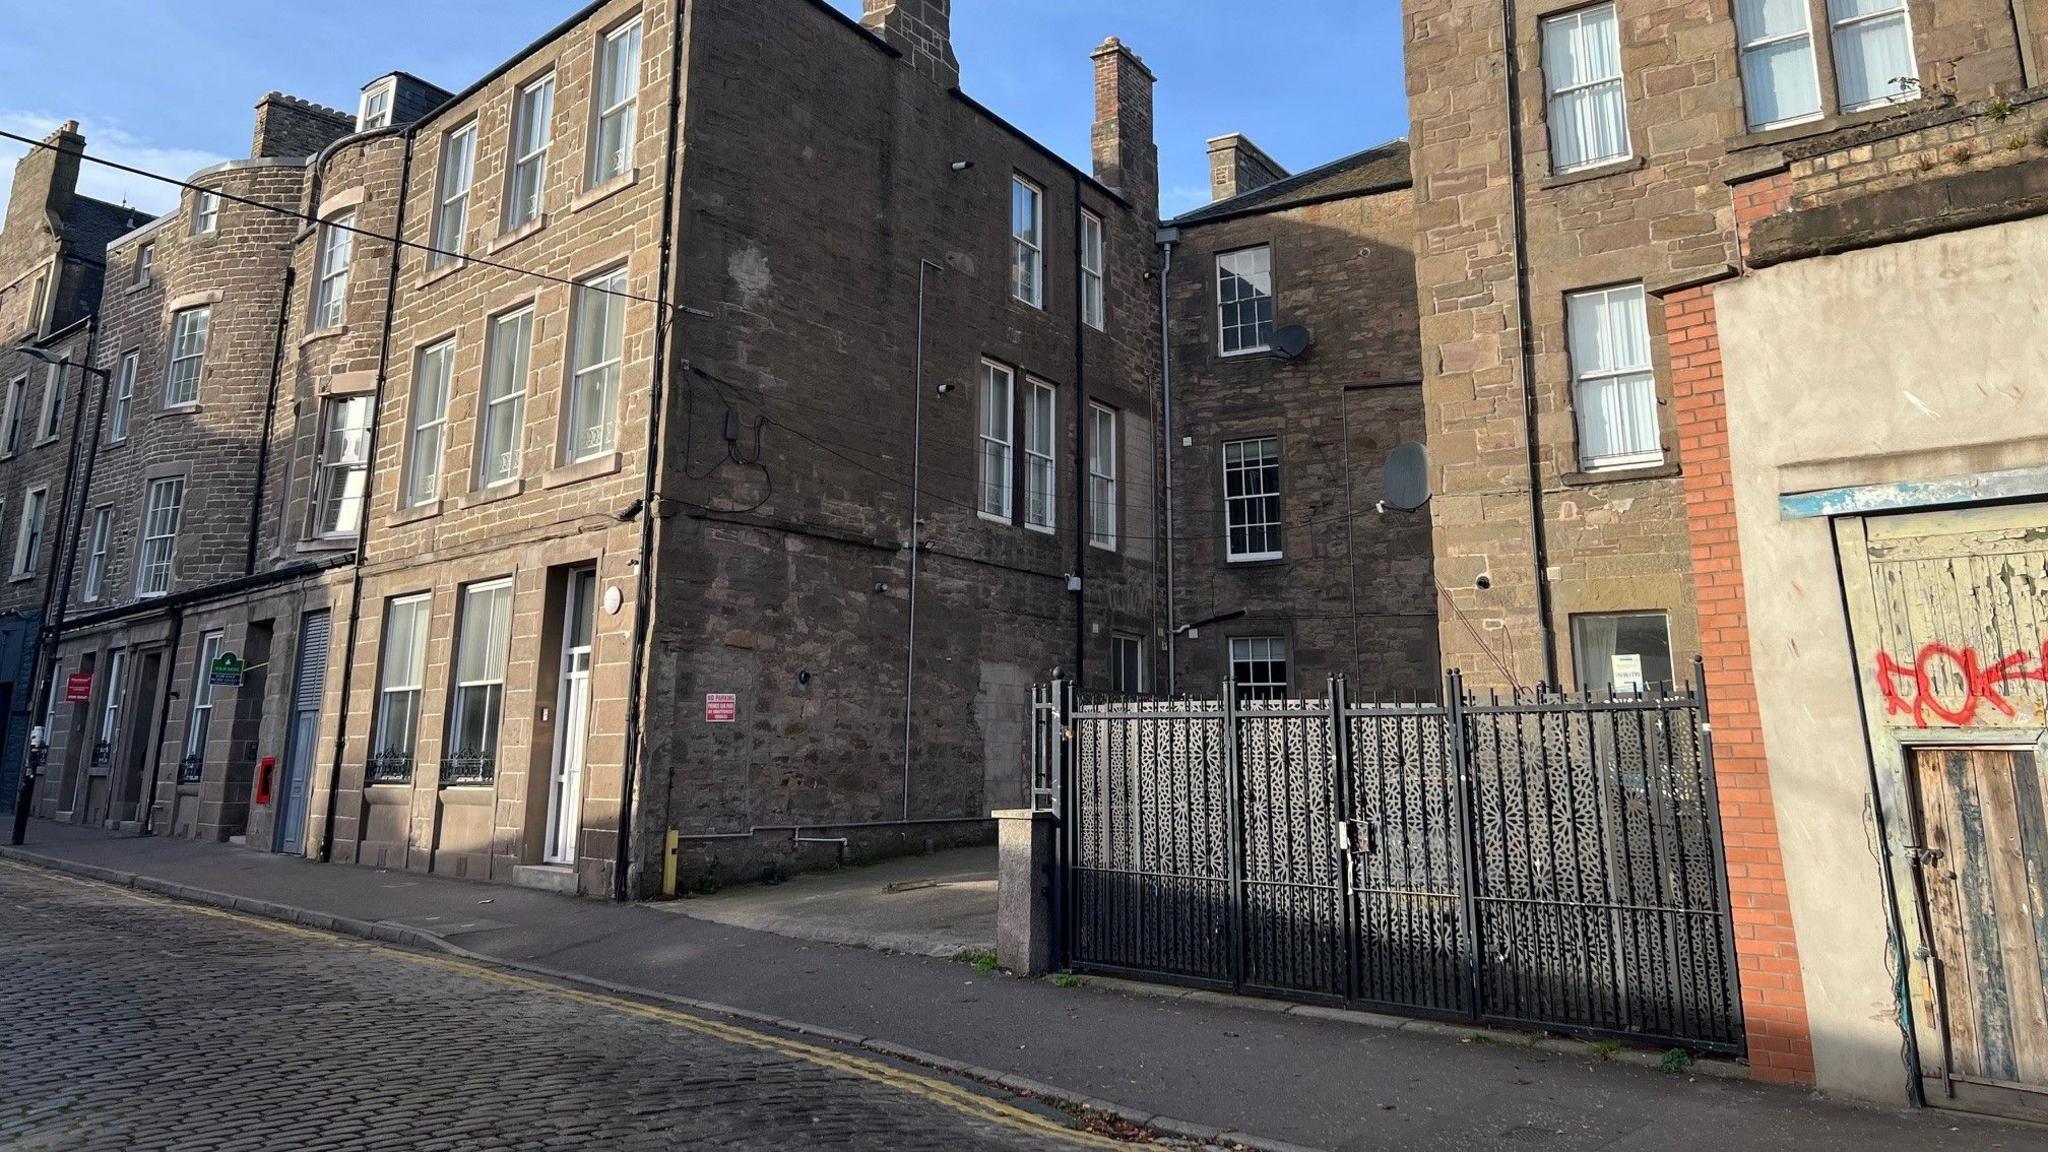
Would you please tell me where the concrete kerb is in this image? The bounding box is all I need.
[1075,974,1752,1082]
[0,844,1323,1152]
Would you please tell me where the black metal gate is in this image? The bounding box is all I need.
[1034,666,1745,1053]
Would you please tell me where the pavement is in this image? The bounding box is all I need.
[658,845,997,958]
[4,820,2044,1152]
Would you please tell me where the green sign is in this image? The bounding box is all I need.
[208,653,246,688]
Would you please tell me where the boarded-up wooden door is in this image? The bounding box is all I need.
[1908,746,2048,1117]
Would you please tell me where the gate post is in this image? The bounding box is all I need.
[1222,677,1246,992]
[994,806,1058,976]
[1053,678,1074,972]
[1445,668,1484,1021]
[1330,675,1359,1002]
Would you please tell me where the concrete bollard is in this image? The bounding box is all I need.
[992,807,1055,976]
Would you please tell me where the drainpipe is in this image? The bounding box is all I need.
[1501,0,1561,688]
[1156,229,1177,694]
[1071,173,1088,683]
[138,605,183,832]
[612,0,691,901]
[246,267,297,575]
[319,130,416,861]
[901,259,941,820]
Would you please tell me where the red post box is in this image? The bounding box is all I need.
[255,757,276,807]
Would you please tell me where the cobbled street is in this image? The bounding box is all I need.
[0,862,1104,1151]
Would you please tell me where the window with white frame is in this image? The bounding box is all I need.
[978,360,1014,520]
[1112,633,1144,695]
[592,18,643,186]
[373,593,433,775]
[1567,284,1662,471]
[1080,211,1106,330]
[431,123,477,269]
[1735,0,1822,130]
[27,271,47,337]
[13,487,47,578]
[314,395,373,539]
[479,307,534,488]
[506,73,556,231]
[567,268,627,462]
[165,305,209,407]
[1012,176,1044,308]
[35,362,62,442]
[1024,378,1056,532]
[407,340,453,507]
[313,211,355,331]
[181,631,223,770]
[1542,4,1630,173]
[192,191,221,236]
[109,351,137,442]
[83,506,111,603]
[1229,636,1289,701]
[1088,403,1117,550]
[358,79,395,131]
[134,243,154,286]
[447,579,514,782]
[1829,0,1917,111]
[1571,611,1674,692]
[1224,437,1283,562]
[135,477,185,598]
[1217,246,1273,355]
[98,650,127,761]
[1,377,24,455]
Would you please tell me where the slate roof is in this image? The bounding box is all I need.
[67,196,156,261]
[1171,138,1412,226]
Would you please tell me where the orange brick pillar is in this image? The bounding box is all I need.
[1666,274,1816,1084]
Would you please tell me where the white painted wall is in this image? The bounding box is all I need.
[1715,214,2048,1101]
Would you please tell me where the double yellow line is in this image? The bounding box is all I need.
[6,861,1125,1149]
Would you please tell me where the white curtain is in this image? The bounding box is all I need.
[1736,0,1821,129]
[1544,5,1628,170]
[1830,0,1916,110]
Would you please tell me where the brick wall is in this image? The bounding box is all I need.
[1665,280,1814,1083]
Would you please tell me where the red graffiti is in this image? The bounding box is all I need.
[1874,642,2048,728]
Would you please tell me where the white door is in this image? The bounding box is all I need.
[544,568,597,864]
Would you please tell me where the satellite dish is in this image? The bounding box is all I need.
[1270,325,1313,361]
[1382,441,1431,512]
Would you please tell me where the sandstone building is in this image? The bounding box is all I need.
[0,125,151,813]
[1405,0,2048,1111]
[1161,136,1438,699]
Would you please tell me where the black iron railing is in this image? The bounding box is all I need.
[1039,662,1744,1054]
[364,752,414,786]
[439,750,495,787]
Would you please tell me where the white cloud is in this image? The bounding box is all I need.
[0,110,230,219]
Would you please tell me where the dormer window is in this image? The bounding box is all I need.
[359,79,397,131]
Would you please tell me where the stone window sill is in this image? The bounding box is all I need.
[125,278,157,296]
[456,480,526,510]
[1540,155,1646,190]
[32,435,58,450]
[1726,97,1946,157]
[295,538,356,555]
[8,572,36,585]
[415,260,467,292]
[156,405,202,420]
[299,325,349,349]
[388,499,444,526]
[541,451,622,490]
[487,217,549,256]
[1223,555,1288,570]
[1561,461,1681,487]
[570,170,640,215]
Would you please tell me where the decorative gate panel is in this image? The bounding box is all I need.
[1045,669,1745,1053]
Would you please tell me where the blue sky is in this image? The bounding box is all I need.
[0,1,1407,220]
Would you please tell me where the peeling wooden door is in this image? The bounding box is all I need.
[1908,745,2048,1117]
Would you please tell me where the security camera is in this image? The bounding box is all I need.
[1474,573,1493,591]
[936,382,956,396]
[951,160,975,172]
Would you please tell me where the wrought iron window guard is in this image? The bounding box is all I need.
[176,754,204,785]
[364,752,414,785]
[439,750,496,787]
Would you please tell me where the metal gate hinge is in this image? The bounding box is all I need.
[1901,845,1943,864]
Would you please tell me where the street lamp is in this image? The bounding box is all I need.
[10,347,112,847]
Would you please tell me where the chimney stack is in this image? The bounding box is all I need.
[1207,134,1289,203]
[862,0,960,88]
[1091,37,1158,217]
[4,121,83,239]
